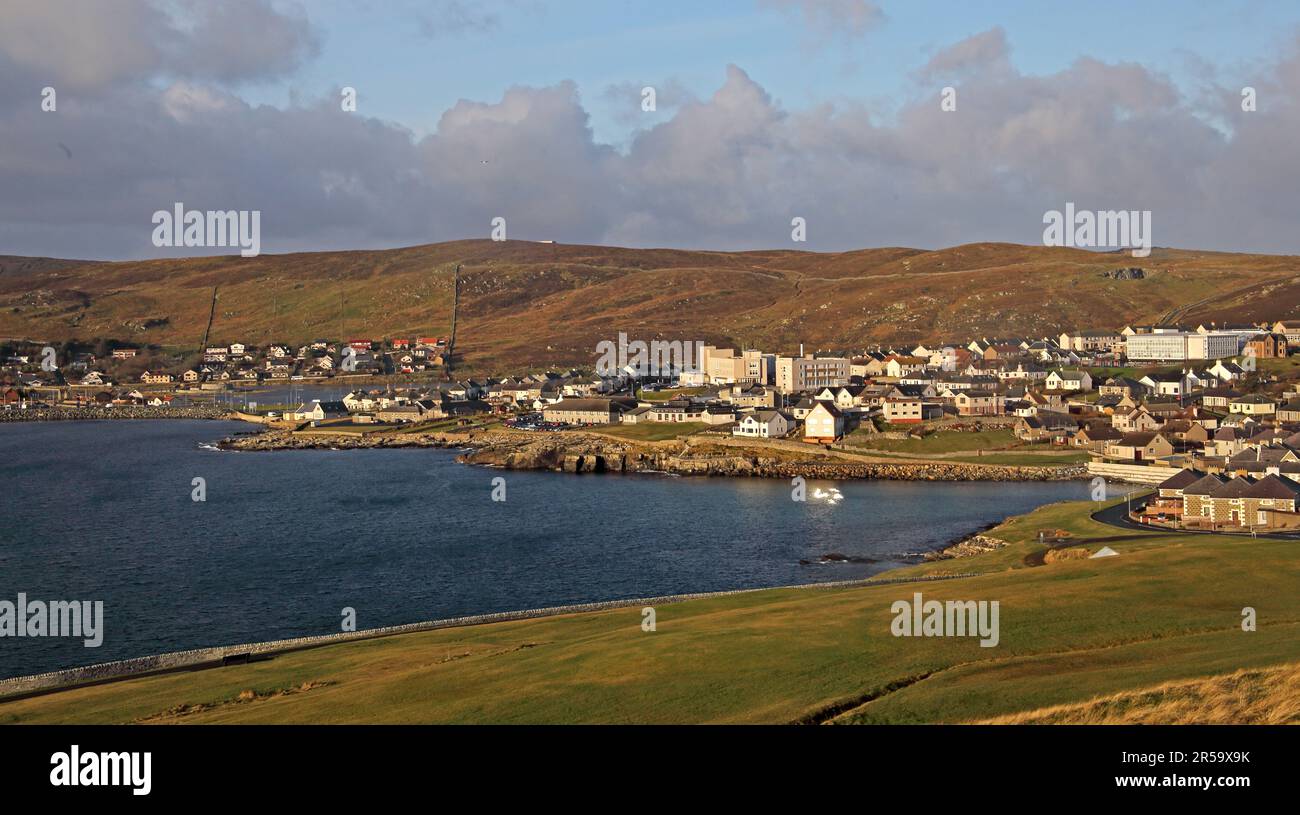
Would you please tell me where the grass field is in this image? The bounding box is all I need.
[844,428,1019,454]
[4,499,1297,725]
[637,387,711,402]
[588,422,711,441]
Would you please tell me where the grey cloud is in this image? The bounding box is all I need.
[417,0,501,38]
[761,0,885,39]
[0,0,319,91]
[3,26,1300,259]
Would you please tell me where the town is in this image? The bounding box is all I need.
[6,320,1300,531]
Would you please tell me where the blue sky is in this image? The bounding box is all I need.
[245,0,1295,145]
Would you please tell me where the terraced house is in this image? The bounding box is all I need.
[1160,470,1300,530]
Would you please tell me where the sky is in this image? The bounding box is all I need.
[2,0,1300,259]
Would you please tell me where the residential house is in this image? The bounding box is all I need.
[1044,369,1093,392]
[1104,431,1175,462]
[732,410,793,439]
[803,401,845,443]
[542,398,635,425]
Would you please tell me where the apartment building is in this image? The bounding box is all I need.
[776,354,850,392]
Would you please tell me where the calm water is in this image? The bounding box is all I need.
[0,420,1085,678]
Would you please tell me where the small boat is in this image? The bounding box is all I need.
[813,489,828,499]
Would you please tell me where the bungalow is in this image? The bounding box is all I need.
[732,410,793,439]
[1135,373,1179,398]
[542,398,634,425]
[1014,411,1076,442]
[1104,431,1175,462]
[803,401,845,443]
[376,404,423,423]
[647,400,706,423]
[1277,401,1300,423]
[1200,387,1242,409]
[293,400,349,421]
[1072,424,1123,451]
[1229,394,1276,416]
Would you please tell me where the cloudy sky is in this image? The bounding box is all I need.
[3,0,1299,259]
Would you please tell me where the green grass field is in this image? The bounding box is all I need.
[588,422,711,441]
[637,387,711,402]
[844,428,1018,454]
[4,499,1296,725]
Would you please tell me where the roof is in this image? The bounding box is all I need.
[1210,477,1257,498]
[1182,474,1229,495]
[545,398,627,413]
[1242,474,1300,499]
[1158,468,1204,491]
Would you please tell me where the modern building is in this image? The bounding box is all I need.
[1125,331,1243,362]
[776,355,850,392]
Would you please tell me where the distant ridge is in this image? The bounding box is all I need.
[2,239,1298,371]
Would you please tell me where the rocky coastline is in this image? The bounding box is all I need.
[0,405,234,422]
[218,428,1088,483]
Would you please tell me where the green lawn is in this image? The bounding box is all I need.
[589,422,710,440]
[5,499,1297,725]
[636,387,710,402]
[844,428,1019,454]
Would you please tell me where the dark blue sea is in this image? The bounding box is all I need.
[0,420,1085,678]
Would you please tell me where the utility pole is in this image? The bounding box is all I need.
[445,264,461,381]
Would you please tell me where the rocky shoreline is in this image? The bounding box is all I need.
[218,427,1088,483]
[0,405,234,422]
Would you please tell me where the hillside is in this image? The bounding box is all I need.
[3,240,1299,372]
[977,663,1300,724]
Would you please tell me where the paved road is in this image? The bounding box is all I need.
[1090,498,1300,541]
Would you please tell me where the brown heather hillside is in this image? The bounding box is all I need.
[977,663,1300,724]
[2,240,1299,371]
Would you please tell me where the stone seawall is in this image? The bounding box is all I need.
[0,406,232,422]
[0,573,978,699]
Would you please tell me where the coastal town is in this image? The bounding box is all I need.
[6,320,1300,526]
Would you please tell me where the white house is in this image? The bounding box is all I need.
[804,401,845,443]
[1044,369,1093,392]
[732,410,792,439]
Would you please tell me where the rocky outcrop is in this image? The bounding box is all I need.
[924,534,1010,561]
[220,428,1086,482]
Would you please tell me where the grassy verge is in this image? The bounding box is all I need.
[587,422,711,441]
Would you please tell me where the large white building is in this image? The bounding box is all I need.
[776,355,850,392]
[1125,331,1243,362]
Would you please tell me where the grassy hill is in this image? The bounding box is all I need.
[978,663,1300,724]
[4,499,1297,724]
[3,240,1300,372]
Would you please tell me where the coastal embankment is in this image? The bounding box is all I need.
[219,427,1086,482]
[0,405,233,422]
